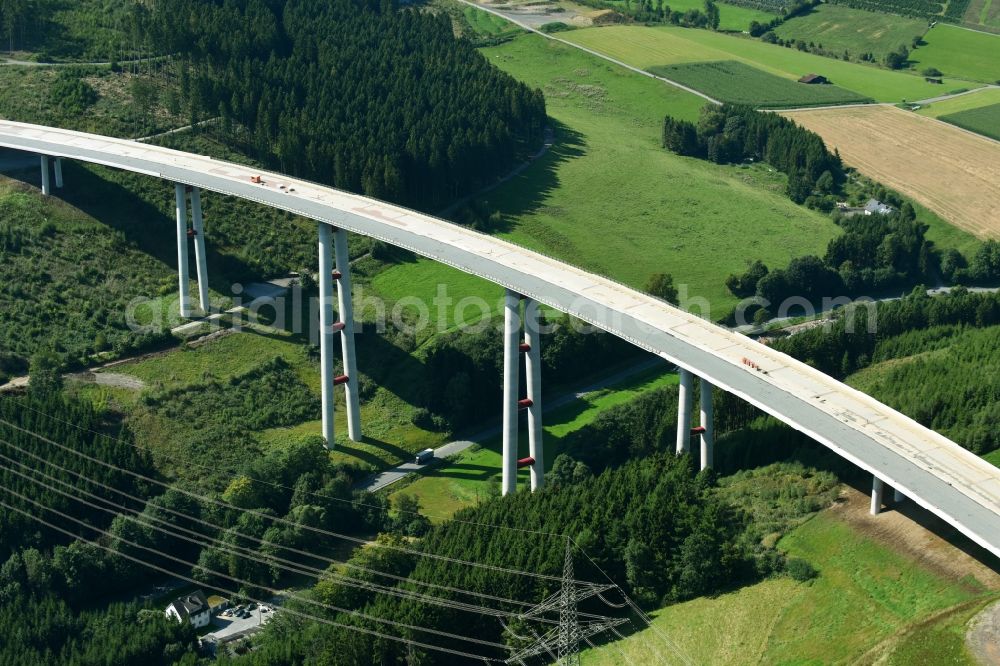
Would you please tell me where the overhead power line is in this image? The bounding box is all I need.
[0,417,584,585]
[0,497,506,663]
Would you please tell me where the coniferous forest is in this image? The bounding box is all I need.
[142,0,547,210]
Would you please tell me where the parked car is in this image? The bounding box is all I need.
[247,602,257,611]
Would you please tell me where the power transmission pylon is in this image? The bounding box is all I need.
[557,537,581,666]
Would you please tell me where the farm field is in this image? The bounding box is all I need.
[911,23,1000,83]
[774,4,928,61]
[371,33,839,316]
[561,25,981,102]
[940,101,1000,140]
[916,86,1000,116]
[581,496,1000,664]
[649,60,873,107]
[390,365,678,520]
[601,0,779,31]
[783,104,1000,239]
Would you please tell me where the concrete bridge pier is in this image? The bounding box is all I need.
[54,158,63,189]
[676,368,693,454]
[501,290,521,496]
[894,487,906,503]
[189,187,210,314]
[699,378,714,471]
[318,223,338,448]
[334,228,362,442]
[174,184,192,318]
[40,155,51,195]
[523,297,544,491]
[871,476,885,515]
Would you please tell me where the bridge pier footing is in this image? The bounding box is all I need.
[871,476,884,515]
[700,378,714,471]
[318,223,337,449]
[174,184,192,318]
[524,298,544,491]
[676,369,693,455]
[40,155,51,195]
[501,290,521,496]
[334,228,362,443]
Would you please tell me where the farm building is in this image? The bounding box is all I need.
[798,74,828,84]
[864,199,895,215]
[166,590,212,628]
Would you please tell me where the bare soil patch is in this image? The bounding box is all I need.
[783,105,1000,240]
[831,485,1000,592]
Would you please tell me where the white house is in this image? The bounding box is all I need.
[864,198,895,216]
[165,590,211,629]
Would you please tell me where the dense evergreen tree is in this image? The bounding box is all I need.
[144,0,546,211]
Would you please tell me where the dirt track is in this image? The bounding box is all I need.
[782,105,1000,240]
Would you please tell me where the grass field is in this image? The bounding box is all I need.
[916,86,1000,116]
[783,104,1000,239]
[389,365,678,520]
[912,23,1000,84]
[774,4,928,61]
[600,0,778,31]
[562,25,981,102]
[580,505,997,664]
[649,60,873,107]
[462,4,524,38]
[940,101,1000,139]
[372,34,839,317]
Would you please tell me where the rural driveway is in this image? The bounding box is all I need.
[359,356,664,492]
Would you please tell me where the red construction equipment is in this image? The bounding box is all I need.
[250,175,263,184]
[332,270,343,280]
[518,398,534,410]
[186,228,197,238]
[330,322,346,333]
[691,426,706,435]
[517,457,535,469]
[333,375,350,386]
[519,343,531,353]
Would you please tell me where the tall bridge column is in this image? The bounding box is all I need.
[174,184,192,318]
[501,289,521,496]
[676,368,693,454]
[54,158,64,189]
[189,187,210,314]
[699,378,714,471]
[40,155,51,195]
[318,223,337,449]
[894,487,906,504]
[334,228,362,442]
[523,298,544,491]
[871,476,884,515]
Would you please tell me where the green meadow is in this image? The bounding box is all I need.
[581,510,995,664]
[562,25,981,101]
[916,86,1000,116]
[912,23,1000,84]
[774,4,928,60]
[371,34,838,316]
[940,102,1000,140]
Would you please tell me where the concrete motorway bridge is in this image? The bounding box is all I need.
[3,119,1000,558]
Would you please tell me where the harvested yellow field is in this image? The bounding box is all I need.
[782,105,1000,240]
